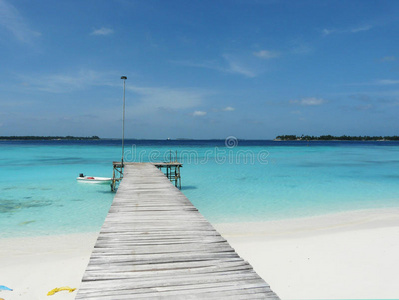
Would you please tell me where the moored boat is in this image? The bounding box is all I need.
[77,173,112,184]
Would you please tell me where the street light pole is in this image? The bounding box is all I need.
[121,76,127,167]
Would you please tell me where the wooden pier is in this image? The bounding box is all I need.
[111,161,182,191]
[77,163,279,299]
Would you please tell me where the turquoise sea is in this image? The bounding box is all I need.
[1,139,399,238]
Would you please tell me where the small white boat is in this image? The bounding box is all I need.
[77,174,112,184]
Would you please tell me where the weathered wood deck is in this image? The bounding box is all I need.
[76,163,279,299]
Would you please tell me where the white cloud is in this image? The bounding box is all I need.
[222,106,235,111]
[0,99,35,108]
[345,79,399,87]
[375,79,399,85]
[288,38,314,55]
[192,111,207,117]
[128,86,204,113]
[172,54,258,78]
[91,27,114,36]
[322,28,336,36]
[290,97,327,106]
[0,0,41,44]
[350,25,372,33]
[16,69,207,118]
[322,24,373,36]
[223,54,257,78]
[18,69,112,93]
[171,60,225,73]
[253,50,280,59]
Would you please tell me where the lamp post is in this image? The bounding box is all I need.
[121,76,127,167]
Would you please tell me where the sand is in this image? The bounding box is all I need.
[1,208,399,299]
[0,233,98,300]
[215,208,399,299]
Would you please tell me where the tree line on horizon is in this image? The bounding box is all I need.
[0,136,100,140]
[275,135,399,141]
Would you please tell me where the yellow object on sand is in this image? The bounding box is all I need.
[47,286,76,296]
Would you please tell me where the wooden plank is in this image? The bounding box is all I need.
[79,288,276,300]
[79,272,265,291]
[84,258,246,272]
[82,264,254,281]
[76,163,279,299]
[78,280,273,299]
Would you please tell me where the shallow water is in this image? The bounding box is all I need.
[1,140,398,237]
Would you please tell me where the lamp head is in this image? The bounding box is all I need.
[121,76,127,80]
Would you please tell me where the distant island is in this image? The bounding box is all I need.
[0,136,100,141]
[275,135,399,141]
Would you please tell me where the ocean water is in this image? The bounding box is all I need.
[1,139,399,238]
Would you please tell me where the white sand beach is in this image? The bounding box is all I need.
[0,233,98,300]
[1,208,399,299]
[215,208,399,299]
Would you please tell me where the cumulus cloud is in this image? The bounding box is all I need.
[91,27,114,36]
[192,111,207,117]
[253,50,280,59]
[290,97,327,106]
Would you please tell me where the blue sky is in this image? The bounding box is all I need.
[1,0,399,139]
